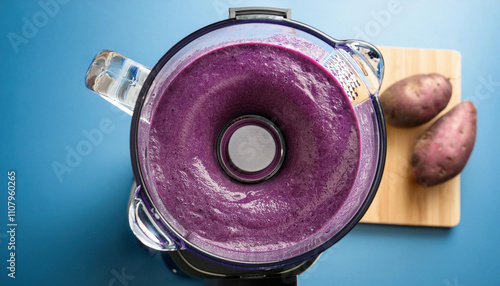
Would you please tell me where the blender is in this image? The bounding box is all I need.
[85,7,386,285]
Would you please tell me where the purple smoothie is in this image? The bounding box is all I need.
[147,43,360,252]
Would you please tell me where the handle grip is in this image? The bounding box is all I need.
[85,50,150,115]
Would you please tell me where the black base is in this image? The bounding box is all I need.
[205,276,297,286]
[161,250,318,286]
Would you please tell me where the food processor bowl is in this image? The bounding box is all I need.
[85,7,386,271]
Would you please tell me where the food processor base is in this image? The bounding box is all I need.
[161,249,319,286]
[204,276,297,286]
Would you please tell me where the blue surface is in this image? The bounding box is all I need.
[0,0,499,285]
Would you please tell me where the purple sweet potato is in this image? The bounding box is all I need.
[411,101,477,187]
[381,73,452,127]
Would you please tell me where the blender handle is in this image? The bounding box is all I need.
[85,50,150,115]
[128,184,181,251]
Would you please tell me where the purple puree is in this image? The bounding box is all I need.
[147,43,360,252]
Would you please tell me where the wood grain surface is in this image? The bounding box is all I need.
[360,46,462,227]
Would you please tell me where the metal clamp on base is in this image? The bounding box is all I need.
[229,7,291,19]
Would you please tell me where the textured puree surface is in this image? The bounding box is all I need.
[147,43,360,252]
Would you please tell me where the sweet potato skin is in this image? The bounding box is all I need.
[411,101,477,187]
[381,73,452,127]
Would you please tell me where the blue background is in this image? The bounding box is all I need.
[1,0,499,285]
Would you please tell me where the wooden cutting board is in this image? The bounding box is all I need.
[359,46,461,227]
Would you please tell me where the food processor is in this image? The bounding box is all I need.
[85,7,386,285]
